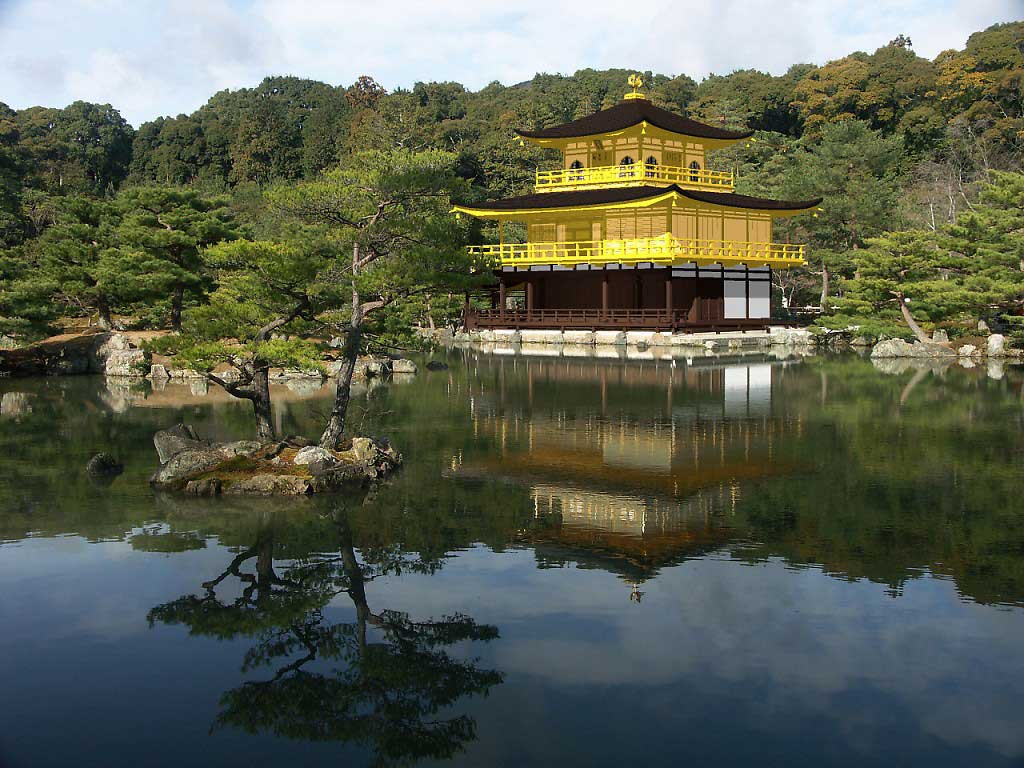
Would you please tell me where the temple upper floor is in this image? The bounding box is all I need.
[516,94,752,195]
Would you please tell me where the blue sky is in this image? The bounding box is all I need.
[0,0,1020,127]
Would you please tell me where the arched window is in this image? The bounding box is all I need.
[619,156,635,178]
[569,159,584,181]
[645,155,658,178]
[689,160,701,182]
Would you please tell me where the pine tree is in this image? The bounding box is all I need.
[269,149,485,449]
[115,187,237,329]
[149,237,341,440]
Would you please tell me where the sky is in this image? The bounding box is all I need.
[0,0,1020,127]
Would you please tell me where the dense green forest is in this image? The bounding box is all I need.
[0,22,1022,368]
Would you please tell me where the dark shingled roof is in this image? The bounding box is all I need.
[458,185,821,212]
[516,98,754,141]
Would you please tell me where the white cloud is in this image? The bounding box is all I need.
[0,0,1020,126]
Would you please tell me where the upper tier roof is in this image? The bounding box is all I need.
[516,98,754,142]
[456,185,821,213]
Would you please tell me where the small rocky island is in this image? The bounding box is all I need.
[151,424,401,496]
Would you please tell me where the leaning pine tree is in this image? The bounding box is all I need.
[270,149,487,450]
[150,238,340,440]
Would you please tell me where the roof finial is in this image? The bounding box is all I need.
[625,73,645,100]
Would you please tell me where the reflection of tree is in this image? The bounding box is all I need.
[148,509,502,766]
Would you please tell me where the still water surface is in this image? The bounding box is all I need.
[1,350,1023,767]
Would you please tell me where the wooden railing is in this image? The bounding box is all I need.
[535,163,734,192]
[467,234,805,268]
[465,308,777,332]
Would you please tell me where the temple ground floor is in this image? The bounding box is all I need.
[465,263,778,332]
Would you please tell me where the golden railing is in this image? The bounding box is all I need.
[468,234,805,268]
[535,163,735,192]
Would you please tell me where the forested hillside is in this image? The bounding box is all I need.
[1,21,1022,340]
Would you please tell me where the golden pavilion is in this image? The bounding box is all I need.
[454,75,821,332]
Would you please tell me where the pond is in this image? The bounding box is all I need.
[1,349,1023,767]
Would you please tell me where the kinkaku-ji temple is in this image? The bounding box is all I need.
[454,75,822,333]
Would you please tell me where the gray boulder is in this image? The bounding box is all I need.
[149,364,170,381]
[360,357,391,377]
[988,334,1007,358]
[309,463,371,492]
[184,478,222,496]
[216,440,264,458]
[151,448,225,487]
[931,329,949,344]
[105,349,147,377]
[223,474,312,496]
[871,339,955,359]
[86,452,123,476]
[293,445,338,467]
[153,423,206,464]
[391,358,418,374]
[957,344,978,357]
[89,332,130,372]
[978,319,990,333]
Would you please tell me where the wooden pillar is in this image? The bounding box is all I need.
[601,271,609,313]
[665,273,674,329]
[499,276,506,311]
[633,272,641,309]
[526,280,534,312]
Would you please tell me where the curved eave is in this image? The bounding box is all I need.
[517,123,750,151]
[452,189,679,220]
[678,190,823,218]
[514,99,754,146]
[453,187,823,221]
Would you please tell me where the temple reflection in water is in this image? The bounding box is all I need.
[452,353,804,594]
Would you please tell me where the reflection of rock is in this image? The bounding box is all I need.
[871,357,953,376]
[426,360,449,371]
[102,378,146,412]
[988,359,1005,380]
[0,392,33,417]
[189,378,209,397]
[284,377,324,396]
[391,372,417,385]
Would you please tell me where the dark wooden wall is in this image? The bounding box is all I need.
[504,268,728,320]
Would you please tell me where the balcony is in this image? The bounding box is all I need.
[468,234,805,269]
[535,163,734,192]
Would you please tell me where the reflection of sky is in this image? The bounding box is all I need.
[375,547,1024,766]
[3,531,1020,767]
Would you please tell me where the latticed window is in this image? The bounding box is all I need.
[619,156,636,178]
[645,155,658,178]
[569,159,584,181]
[689,160,701,182]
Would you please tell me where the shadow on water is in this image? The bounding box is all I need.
[146,498,502,766]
